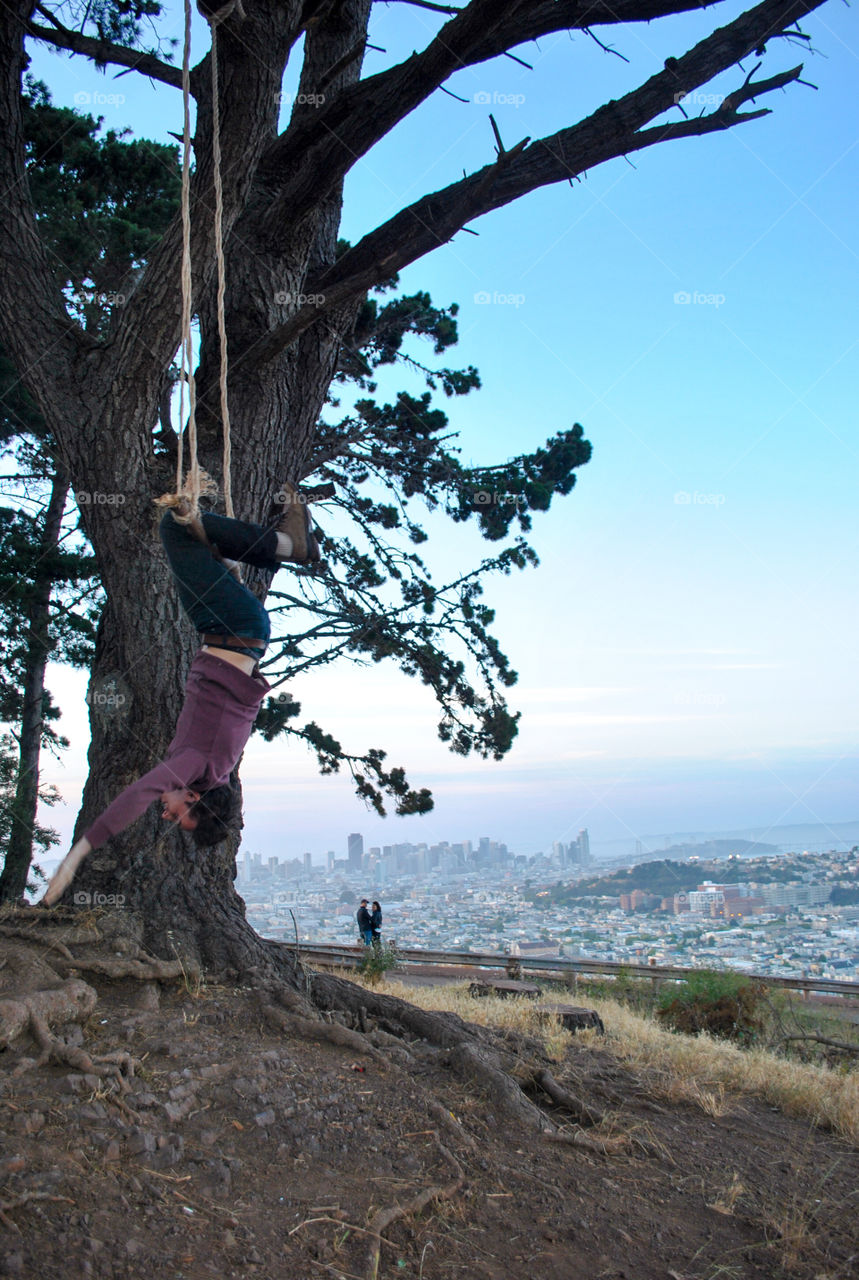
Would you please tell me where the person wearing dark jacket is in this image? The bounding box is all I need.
[356,899,373,945]
[370,900,383,947]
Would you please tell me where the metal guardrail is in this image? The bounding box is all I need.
[288,941,859,997]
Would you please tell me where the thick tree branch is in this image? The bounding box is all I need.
[258,0,727,230]
[248,0,824,369]
[105,2,298,408]
[25,11,183,89]
[0,1,88,425]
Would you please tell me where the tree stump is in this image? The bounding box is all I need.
[539,1003,605,1034]
[469,979,540,1000]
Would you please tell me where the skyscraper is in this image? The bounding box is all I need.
[348,833,364,870]
[578,829,590,865]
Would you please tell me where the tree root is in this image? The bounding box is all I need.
[543,1129,631,1157]
[0,1192,76,1234]
[255,994,386,1062]
[59,956,196,982]
[12,1005,141,1090]
[0,926,75,961]
[365,1139,463,1280]
[423,1097,478,1151]
[0,979,97,1049]
[446,1041,552,1132]
[531,1068,605,1128]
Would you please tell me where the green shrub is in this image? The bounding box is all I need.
[357,943,399,985]
[656,969,767,1044]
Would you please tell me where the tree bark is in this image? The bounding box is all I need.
[67,0,374,973]
[0,463,70,903]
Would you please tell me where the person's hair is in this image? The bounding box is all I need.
[188,784,236,848]
[372,901,380,911]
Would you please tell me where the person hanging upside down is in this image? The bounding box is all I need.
[41,484,319,907]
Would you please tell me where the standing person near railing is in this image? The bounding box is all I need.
[370,900,383,949]
[356,898,373,946]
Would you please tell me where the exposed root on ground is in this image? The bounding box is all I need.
[255,990,385,1062]
[0,1191,76,1234]
[58,956,195,982]
[531,1067,605,1127]
[543,1128,631,1156]
[0,926,75,961]
[0,980,97,1049]
[365,1138,464,1280]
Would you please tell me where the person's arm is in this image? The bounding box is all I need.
[83,751,206,850]
[41,750,205,906]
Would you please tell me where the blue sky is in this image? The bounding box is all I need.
[26,1,858,862]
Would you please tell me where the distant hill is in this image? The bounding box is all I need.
[660,838,779,862]
[525,851,801,908]
[594,821,859,863]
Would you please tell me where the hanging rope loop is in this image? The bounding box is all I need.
[156,0,241,579]
[157,1,236,524]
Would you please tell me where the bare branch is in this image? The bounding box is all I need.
[774,1032,859,1055]
[258,0,720,232]
[26,9,183,89]
[0,0,92,423]
[248,0,825,370]
[385,0,461,13]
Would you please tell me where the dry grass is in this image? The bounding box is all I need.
[581,992,859,1143]
[350,975,574,1061]
[348,975,859,1143]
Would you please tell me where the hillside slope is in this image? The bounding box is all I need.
[2,939,859,1280]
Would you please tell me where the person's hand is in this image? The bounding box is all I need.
[41,837,92,907]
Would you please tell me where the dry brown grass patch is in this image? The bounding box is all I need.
[346,975,859,1143]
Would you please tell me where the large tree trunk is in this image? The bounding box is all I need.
[0,464,70,903]
[66,301,350,974]
[44,0,375,970]
[57,4,374,974]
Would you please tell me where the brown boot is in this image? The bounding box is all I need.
[276,481,320,563]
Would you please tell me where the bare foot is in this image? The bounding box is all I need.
[41,837,92,906]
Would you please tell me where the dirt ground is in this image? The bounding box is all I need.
[1,974,858,1280]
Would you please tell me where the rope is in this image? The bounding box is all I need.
[176,0,198,514]
[210,21,235,520]
[163,0,233,525]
